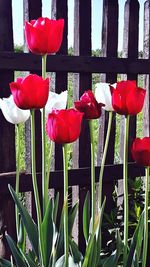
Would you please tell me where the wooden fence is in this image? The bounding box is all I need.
[0,0,149,260]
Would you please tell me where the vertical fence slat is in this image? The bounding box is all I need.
[0,0,16,259]
[54,0,68,171]
[78,0,92,253]
[120,0,139,162]
[143,1,150,266]
[73,0,79,169]
[100,0,118,219]
[51,0,68,223]
[23,0,42,221]
[0,0,15,172]
[127,0,139,162]
[79,0,91,168]
[28,0,42,172]
[143,0,150,136]
[102,0,118,164]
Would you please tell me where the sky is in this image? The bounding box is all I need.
[12,0,145,51]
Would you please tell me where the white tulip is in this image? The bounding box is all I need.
[44,90,68,117]
[0,95,30,124]
[95,82,116,111]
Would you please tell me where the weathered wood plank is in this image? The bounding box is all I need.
[143,0,150,136]
[51,0,68,171]
[102,0,118,164]
[23,0,42,221]
[51,0,69,225]
[0,1,15,172]
[0,163,145,193]
[0,52,150,73]
[100,0,118,218]
[120,0,139,162]
[0,1,16,259]
[78,0,91,252]
[0,2,14,182]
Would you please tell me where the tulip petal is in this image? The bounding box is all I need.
[132,137,150,166]
[45,90,68,117]
[95,83,114,111]
[75,90,104,119]
[10,74,49,110]
[46,109,83,144]
[0,95,30,124]
[112,80,146,115]
[25,17,64,55]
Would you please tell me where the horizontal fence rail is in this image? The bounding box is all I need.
[0,163,145,193]
[0,53,150,73]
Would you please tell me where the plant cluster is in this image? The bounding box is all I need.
[0,17,149,267]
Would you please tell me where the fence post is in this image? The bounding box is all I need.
[143,1,150,266]
[0,0,16,259]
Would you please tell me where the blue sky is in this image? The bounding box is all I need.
[12,0,145,51]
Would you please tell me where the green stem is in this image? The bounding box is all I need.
[31,109,44,267]
[142,166,149,267]
[89,120,96,231]
[42,54,47,215]
[15,124,21,239]
[123,114,130,267]
[99,111,113,209]
[46,141,54,192]
[63,144,69,267]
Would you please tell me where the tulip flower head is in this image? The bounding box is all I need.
[95,82,115,111]
[111,80,146,115]
[46,109,83,144]
[74,90,104,119]
[10,74,49,110]
[131,137,150,166]
[25,17,64,55]
[0,95,30,124]
[44,90,68,117]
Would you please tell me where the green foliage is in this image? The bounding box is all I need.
[3,185,80,267]
[14,44,23,53]
[5,48,146,267]
[83,192,90,242]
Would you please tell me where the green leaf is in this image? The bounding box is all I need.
[55,203,78,263]
[69,238,83,263]
[41,200,53,267]
[0,258,16,267]
[68,203,78,236]
[127,212,144,267]
[96,198,106,265]
[54,206,64,262]
[102,230,123,267]
[24,254,37,267]
[26,250,37,266]
[6,234,27,267]
[87,236,97,267]
[133,218,143,266]
[82,213,101,267]
[18,216,26,252]
[8,185,38,257]
[83,192,90,242]
[53,192,59,224]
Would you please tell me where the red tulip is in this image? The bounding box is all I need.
[10,74,49,109]
[111,80,146,115]
[131,137,150,166]
[25,17,64,55]
[74,90,104,119]
[46,109,83,144]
